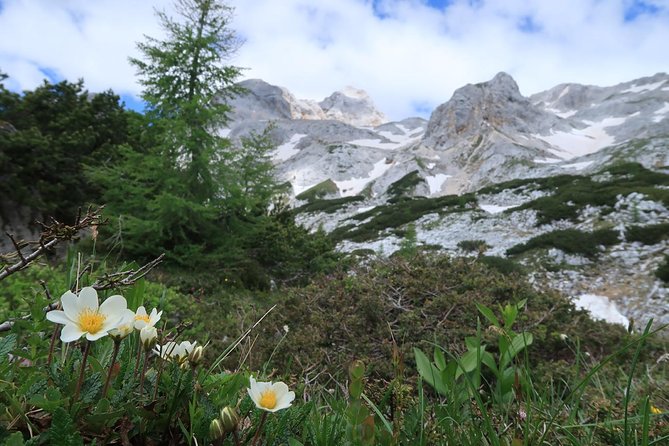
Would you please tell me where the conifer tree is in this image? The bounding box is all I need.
[130,0,242,202]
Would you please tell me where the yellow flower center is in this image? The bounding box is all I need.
[78,309,106,334]
[135,314,150,323]
[259,390,277,409]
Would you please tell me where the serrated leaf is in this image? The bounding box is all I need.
[49,407,84,446]
[0,334,17,364]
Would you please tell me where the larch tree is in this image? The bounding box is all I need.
[130,0,243,203]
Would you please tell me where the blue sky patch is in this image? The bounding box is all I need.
[624,0,662,21]
[39,67,62,83]
[425,0,455,10]
[121,94,146,113]
[517,15,542,33]
[412,100,434,118]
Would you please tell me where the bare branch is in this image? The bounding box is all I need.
[0,206,105,282]
[0,254,165,332]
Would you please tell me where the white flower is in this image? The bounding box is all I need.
[109,309,137,341]
[247,376,295,412]
[154,340,197,363]
[140,326,158,350]
[46,287,127,342]
[133,306,162,330]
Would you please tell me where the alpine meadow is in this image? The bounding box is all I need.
[1,0,669,445]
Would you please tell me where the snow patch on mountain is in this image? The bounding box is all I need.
[653,103,669,122]
[560,161,594,170]
[335,158,394,197]
[573,294,630,326]
[425,174,451,195]
[535,117,627,159]
[273,134,307,161]
[621,80,666,94]
[479,204,515,214]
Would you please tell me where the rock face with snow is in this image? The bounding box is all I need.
[220,73,669,328]
[226,73,669,202]
[319,86,388,127]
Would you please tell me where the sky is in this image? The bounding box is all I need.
[1,0,668,120]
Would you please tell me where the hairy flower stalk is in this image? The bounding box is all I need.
[102,338,121,399]
[103,309,136,398]
[139,326,158,397]
[71,341,92,408]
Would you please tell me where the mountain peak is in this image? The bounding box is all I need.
[320,87,388,127]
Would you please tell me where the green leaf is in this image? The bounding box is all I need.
[476,303,499,328]
[456,346,485,379]
[501,332,533,369]
[49,407,84,446]
[5,432,25,446]
[433,348,447,371]
[414,348,448,396]
[0,334,17,364]
[288,439,305,446]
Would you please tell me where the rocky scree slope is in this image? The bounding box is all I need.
[224,73,669,327]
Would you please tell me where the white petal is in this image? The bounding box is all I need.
[275,390,296,411]
[134,320,147,330]
[119,309,136,325]
[99,295,127,318]
[60,291,79,320]
[136,306,147,316]
[100,314,125,334]
[272,382,290,400]
[60,324,84,342]
[46,310,71,325]
[78,287,99,311]
[86,330,109,341]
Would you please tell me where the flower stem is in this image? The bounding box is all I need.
[102,340,121,399]
[232,429,241,446]
[153,356,165,401]
[46,325,60,366]
[251,412,268,446]
[134,335,142,376]
[139,349,150,398]
[71,341,91,409]
[164,368,184,436]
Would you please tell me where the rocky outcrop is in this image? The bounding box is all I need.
[319,86,388,127]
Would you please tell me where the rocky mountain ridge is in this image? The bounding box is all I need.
[225,73,669,328]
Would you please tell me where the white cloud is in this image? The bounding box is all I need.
[1,0,668,120]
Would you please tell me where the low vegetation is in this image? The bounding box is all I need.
[506,228,620,258]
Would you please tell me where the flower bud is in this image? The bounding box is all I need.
[140,326,158,351]
[220,406,240,433]
[188,345,204,367]
[209,418,224,440]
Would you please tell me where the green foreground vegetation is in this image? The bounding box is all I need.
[1,249,668,445]
[2,0,669,444]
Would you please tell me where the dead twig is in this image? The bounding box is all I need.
[0,254,165,332]
[0,206,105,282]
